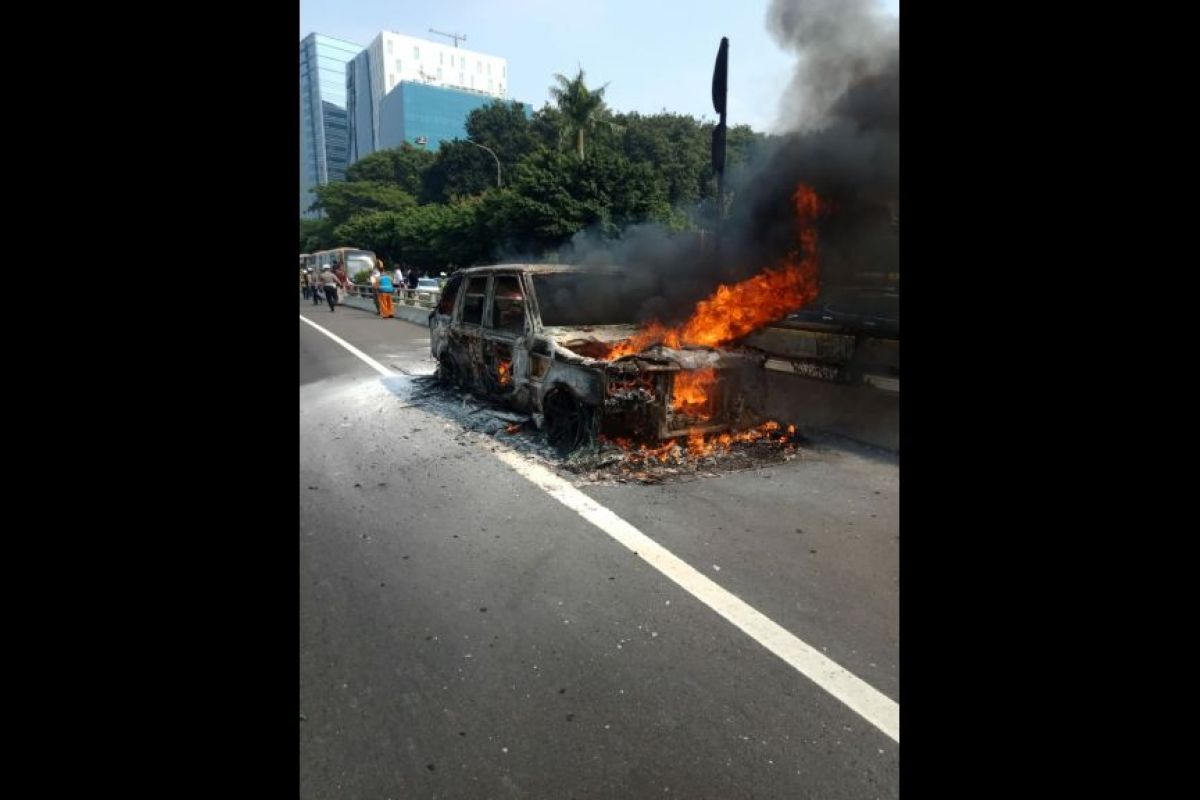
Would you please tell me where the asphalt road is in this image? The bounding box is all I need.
[300,298,900,799]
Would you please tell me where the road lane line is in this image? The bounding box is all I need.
[494,448,899,743]
[301,316,900,743]
[300,315,392,377]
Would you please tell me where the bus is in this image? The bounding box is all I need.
[300,247,377,303]
[301,247,376,275]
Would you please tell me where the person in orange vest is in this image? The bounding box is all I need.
[375,258,395,318]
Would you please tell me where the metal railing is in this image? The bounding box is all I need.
[342,283,442,308]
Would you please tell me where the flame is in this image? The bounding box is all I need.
[601,420,797,465]
[602,436,679,464]
[606,184,822,361]
[497,359,512,386]
[595,185,821,460]
[683,420,785,458]
[672,368,718,417]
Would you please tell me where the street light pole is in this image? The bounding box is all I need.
[464,139,502,188]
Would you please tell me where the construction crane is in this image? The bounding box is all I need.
[428,28,467,48]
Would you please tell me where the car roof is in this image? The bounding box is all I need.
[453,263,625,277]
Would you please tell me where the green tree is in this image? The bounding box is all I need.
[616,112,709,209]
[484,149,593,254]
[530,105,566,150]
[332,211,407,265]
[309,182,417,227]
[724,124,770,174]
[490,145,673,253]
[422,141,501,203]
[465,101,536,174]
[300,217,334,253]
[431,198,495,268]
[344,144,435,196]
[548,69,610,160]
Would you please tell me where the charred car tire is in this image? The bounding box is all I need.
[543,388,595,455]
[437,352,459,386]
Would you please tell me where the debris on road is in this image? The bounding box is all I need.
[400,376,814,486]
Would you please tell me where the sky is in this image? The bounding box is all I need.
[300,0,899,134]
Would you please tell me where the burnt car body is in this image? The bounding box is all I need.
[429,265,767,451]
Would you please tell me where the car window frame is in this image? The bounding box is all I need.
[484,273,528,337]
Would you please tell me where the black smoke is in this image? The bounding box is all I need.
[557,0,899,325]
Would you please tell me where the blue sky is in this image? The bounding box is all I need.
[300,0,899,134]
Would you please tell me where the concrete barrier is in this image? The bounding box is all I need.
[393,305,431,326]
[742,327,899,450]
[763,370,899,452]
[339,289,433,327]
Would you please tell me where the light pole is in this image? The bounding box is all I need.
[464,139,502,188]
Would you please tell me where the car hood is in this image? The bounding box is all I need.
[543,324,643,346]
[543,325,755,370]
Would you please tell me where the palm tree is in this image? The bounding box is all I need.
[548,68,609,160]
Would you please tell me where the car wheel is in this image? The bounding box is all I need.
[437,351,459,386]
[543,388,594,455]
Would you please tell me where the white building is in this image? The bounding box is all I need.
[348,32,508,163]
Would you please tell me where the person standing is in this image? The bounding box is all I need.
[321,267,339,312]
[335,262,351,303]
[377,266,394,319]
[369,260,382,315]
[310,269,321,306]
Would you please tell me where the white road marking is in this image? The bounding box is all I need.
[300,314,900,743]
[493,448,899,743]
[300,315,392,377]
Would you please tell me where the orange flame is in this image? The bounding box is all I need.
[497,360,512,386]
[684,420,787,458]
[606,184,822,360]
[672,368,718,416]
[602,419,797,464]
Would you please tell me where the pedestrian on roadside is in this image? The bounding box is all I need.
[321,267,339,312]
[334,262,351,298]
[377,262,395,319]
[300,271,310,300]
[369,260,382,314]
[310,269,322,306]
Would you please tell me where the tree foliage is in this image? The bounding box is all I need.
[549,69,610,160]
[310,181,417,227]
[300,68,771,271]
[465,101,538,172]
[344,143,435,196]
[421,141,500,204]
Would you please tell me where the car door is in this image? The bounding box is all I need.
[429,273,464,366]
[450,274,491,389]
[479,273,530,405]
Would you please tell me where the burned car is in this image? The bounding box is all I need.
[429,265,767,452]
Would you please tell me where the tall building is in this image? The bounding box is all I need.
[377,83,528,154]
[348,32,508,162]
[300,33,363,218]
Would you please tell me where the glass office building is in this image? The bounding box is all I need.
[300,33,363,218]
[347,32,514,163]
[378,83,529,152]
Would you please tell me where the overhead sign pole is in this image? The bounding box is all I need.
[711,37,729,254]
